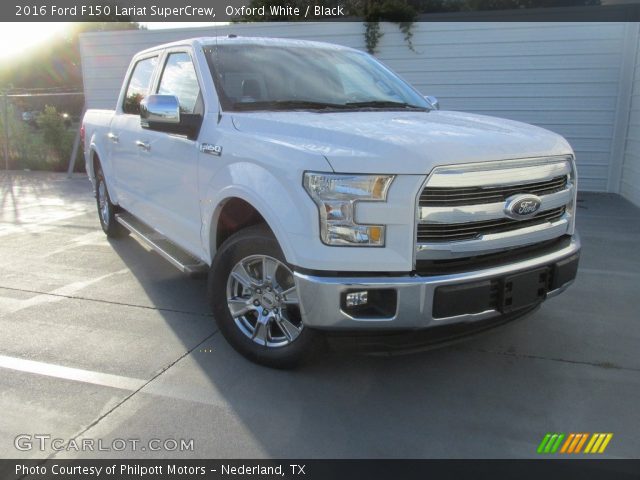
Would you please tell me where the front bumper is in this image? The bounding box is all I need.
[294,234,580,330]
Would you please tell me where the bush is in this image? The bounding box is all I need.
[36,105,75,171]
[0,103,79,172]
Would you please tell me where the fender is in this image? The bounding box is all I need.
[201,162,315,266]
[88,133,119,205]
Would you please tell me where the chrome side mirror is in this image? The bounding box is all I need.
[140,95,180,126]
[425,95,440,110]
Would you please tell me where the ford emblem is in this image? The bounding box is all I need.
[505,194,542,219]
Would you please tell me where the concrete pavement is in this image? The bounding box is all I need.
[0,171,638,459]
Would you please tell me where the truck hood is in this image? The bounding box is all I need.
[231,110,573,174]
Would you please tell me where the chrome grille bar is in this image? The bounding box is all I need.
[417,207,565,242]
[420,175,567,206]
[425,157,572,188]
[419,184,573,224]
[415,155,577,261]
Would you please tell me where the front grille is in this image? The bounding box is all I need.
[417,207,566,243]
[419,175,568,207]
[415,236,571,275]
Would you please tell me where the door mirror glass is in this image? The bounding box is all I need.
[425,95,440,110]
[140,94,180,126]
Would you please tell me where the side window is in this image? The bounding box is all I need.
[123,56,158,115]
[157,52,202,114]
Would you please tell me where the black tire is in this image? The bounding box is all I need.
[208,225,324,368]
[95,162,129,239]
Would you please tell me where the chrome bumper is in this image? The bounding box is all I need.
[294,234,580,330]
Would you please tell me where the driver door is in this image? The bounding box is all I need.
[136,49,204,257]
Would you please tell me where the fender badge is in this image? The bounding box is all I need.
[200,143,222,156]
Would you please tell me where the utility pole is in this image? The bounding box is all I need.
[2,91,8,171]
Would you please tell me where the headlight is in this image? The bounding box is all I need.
[303,172,394,246]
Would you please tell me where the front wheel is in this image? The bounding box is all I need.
[208,225,323,368]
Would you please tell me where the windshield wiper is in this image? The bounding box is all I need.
[232,99,429,112]
[344,100,428,110]
[232,100,350,111]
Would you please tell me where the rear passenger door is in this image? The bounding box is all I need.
[137,49,204,257]
[109,54,159,215]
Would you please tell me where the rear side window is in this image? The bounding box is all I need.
[123,56,158,115]
[157,52,202,114]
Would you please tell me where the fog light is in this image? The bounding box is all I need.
[345,291,368,307]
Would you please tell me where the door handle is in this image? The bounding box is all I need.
[135,140,151,152]
[107,132,119,143]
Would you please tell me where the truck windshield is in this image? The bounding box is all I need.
[205,43,430,112]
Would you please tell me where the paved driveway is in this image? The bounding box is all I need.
[0,172,638,459]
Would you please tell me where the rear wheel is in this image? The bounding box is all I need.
[208,225,323,368]
[95,162,128,238]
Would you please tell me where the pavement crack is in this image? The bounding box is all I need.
[459,347,640,372]
[46,329,220,461]
[0,285,212,317]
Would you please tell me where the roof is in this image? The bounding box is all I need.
[134,36,356,57]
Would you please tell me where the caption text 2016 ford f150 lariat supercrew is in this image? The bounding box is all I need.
[82,36,580,368]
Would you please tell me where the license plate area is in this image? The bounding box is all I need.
[500,267,550,313]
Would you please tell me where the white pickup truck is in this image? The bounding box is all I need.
[82,36,580,368]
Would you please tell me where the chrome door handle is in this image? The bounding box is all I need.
[107,132,119,143]
[135,140,151,152]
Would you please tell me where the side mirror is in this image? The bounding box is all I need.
[140,95,202,140]
[140,95,180,126]
[425,95,440,110]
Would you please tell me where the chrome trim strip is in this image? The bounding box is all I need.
[425,155,572,188]
[432,308,498,323]
[416,215,571,260]
[418,186,573,224]
[546,280,574,299]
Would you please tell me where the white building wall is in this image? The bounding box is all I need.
[80,22,634,194]
[621,26,640,206]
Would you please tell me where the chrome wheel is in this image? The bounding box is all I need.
[97,179,109,227]
[226,254,302,348]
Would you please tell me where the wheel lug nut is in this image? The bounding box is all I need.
[273,308,279,314]
[253,300,260,306]
[256,288,262,294]
[262,309,268,315]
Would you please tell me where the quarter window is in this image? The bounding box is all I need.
[157,52,202,114]
[123,56,158,115]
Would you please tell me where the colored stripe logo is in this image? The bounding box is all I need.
[537,433,613,454]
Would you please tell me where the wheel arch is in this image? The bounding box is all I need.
[88,139,119,204]
[206,192,296,267]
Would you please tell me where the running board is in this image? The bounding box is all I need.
[115,212,208,276]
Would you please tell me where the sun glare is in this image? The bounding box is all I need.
[0,22,71,60]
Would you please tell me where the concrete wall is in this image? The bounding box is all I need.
[80,22,636,195]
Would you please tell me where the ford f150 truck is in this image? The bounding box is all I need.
[82,36,580,368]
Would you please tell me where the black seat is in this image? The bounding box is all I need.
[241,79,261,100]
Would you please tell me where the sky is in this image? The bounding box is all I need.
[0,22,219,60]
